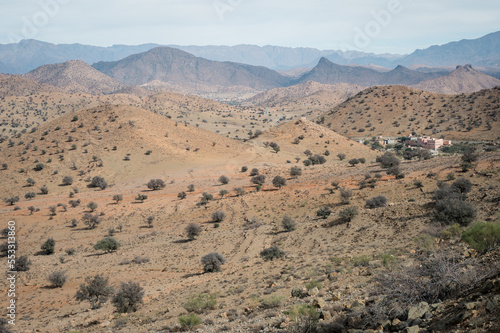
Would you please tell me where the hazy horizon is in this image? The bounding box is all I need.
[1,0,499,54]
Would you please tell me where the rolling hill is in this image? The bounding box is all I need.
[23,60,147,95]
[316,85,500,140]
[412,64,500,94]
[0,73,63,97]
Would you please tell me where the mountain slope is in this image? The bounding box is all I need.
[412,64,500,94]
[93,47,292,89]
[23,60,146,95]
[0,73,63,97]
[316,85,500,140]
[400,31,500,67]
[296,58,441,86]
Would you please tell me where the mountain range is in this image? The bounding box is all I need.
[0,31,499,74]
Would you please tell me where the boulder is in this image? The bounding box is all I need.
[408,302,430,321]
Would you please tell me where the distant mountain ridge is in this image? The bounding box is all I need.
[295,58,442,86]
[93,47,291,89]
[1,31,499,74]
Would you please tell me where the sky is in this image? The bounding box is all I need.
[1,0,499,54]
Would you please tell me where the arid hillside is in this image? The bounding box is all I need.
[317,85,500,140]
[0,73,63,98]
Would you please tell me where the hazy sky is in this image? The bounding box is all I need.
[1,0,499,54]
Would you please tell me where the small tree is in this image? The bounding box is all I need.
[218,175,229,185]
[112,281,144,313]
[241,166,248,173]
[337,153,346,161]
[87,201,98,212]
[62,176,73,186]
[82,213,102,229]
[177,191,187,200]
[15,255,31,271]
[94,236,121,253]
[75,274,114,309]
[219,189,228,198]
[377,152,400,168]
[41,238,55,255]
[4,196,19,206]
[147,179,165,190]
[365,195,387,209]
[187,184,195,192]
[40,185,49,194]
[282,215,296,232]
[212,210,226,222]
[201,252,226,273]
[272,176,287,189]
[234,187,246,196]
[47,271,67,288]
[24,192,36,200]
[26,178,36,186]
[251,175,266,186]
[113,194,123,204]
[186,223,201,240]
[89,176,108,190]
[452,178,473,195]
[433,199,476,226]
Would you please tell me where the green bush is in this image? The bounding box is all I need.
[338,206,358,223]
[75,274,114,309]
[112,281,144,313]
[260,294,284,309]
[41,238,55,255]
[433,199,476,226]
[94,237,121,253]
[260,245,285,261]
[183,293,216,314]
[178,313,201,330]
[462,222,500,253]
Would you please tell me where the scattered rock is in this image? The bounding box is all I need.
[408,302,430,321]
[312,298,326,309]
[405,325,420,333]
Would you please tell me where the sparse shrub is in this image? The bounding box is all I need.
[290,166,302,178]
[351,255,371,267]
[452,178,473,195]
[183,293,217,313]
[358,157,366,164]
[66,248,75,255]
[433,199,476,226]
[177,191,187,199]
[211,210,226,222]
[440,224,462,240]
[260,245,285,261]
[187,184,195,192]
[87,201,98,212]
[218,175,229,185]
[69,199,81,208]
[62,176,73,186]
[186,223,201,240]
[113,194,123,204]
[348,158,360,166]
[15,255,31,271]
[201,252,226,273]
[309,154,327,165]
[70,219,78,227]
[414,180,424,188]
[82,213,102,229]
[260,294,284,309]
[376,152,400,168]
[462,147,479,163]
[89,176,108,190]
[272,176,287,189]
[305,279,322,290]
[34,163,45,171]
[462,222,500,253]
[251,174,266,185]
[337,153,346,160]
[365,196,387,209]
[250,168,259,176]
[446,172,456,181]
[24,192,36,200]
[47,271,67,288]
[93,236,121,253]
[147,179,165,190]
[303,159,312,166]
[146,216,154,228]
[241,166,248,173]
[219,189,228,198]
[282,215,296,232]
[178,313,201,330]
[75,274,114,309]
[112,281,144,313]
[135,194,147,203]
[340,187,353,204]
[338,206,358,223]
[288,304,320,332]
[234,187,246,196]
[26,178,36,186]
[316,206,332,219]
[41,238,55,255]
